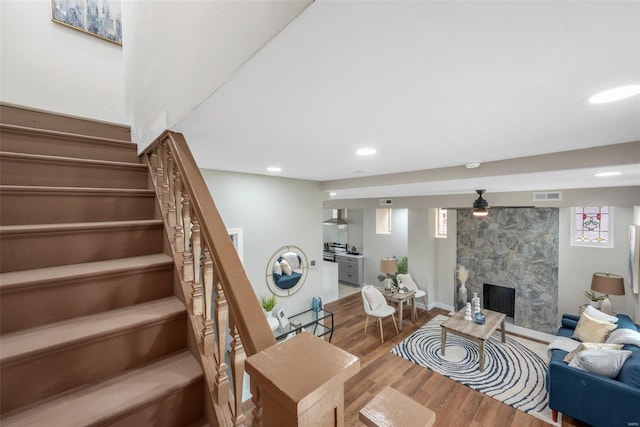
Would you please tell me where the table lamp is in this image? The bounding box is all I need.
[590,272,625,315]
[380,257,397,287]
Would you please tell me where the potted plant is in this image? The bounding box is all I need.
[260,294,278,318]
[583,290,605,308]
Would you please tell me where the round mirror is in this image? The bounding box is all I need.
[266,245,309,297]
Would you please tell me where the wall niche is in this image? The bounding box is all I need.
[457,208,559,334]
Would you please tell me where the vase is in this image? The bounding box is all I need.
[459,282,468,306]
[472,292,480,314]
[464,302,473,320]
[312,297,323,312]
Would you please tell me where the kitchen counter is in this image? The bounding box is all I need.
[340,253,364,258]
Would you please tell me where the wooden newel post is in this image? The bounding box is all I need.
[246,332,360,427]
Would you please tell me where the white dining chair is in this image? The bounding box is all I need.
[397,273,428,312]
[361,284,399,343]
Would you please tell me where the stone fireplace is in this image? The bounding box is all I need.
[456,208,559,334]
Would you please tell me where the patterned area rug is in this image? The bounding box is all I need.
[391,315,557,425]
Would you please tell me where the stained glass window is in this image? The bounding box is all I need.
[436,208,447,238]
[571,206,614,248]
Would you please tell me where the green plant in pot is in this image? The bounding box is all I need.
[583,290,605,308]
[260,294,278,317]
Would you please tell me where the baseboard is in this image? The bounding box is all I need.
[426,301,454,313]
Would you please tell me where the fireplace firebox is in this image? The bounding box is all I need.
[483,283,515,318]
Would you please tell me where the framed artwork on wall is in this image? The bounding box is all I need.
[629,225,640,294]
[51,0,122,45]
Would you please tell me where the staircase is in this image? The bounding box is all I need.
[0,105,207,426]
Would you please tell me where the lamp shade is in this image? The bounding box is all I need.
[591,272,625,296]
[380,257,398,274]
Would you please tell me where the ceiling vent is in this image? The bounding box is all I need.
[532,191,562,201]
[380,199,393,206]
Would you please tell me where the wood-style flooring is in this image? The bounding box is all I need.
[324,293,588,427]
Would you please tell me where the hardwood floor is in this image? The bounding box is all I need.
[325,293,588,427]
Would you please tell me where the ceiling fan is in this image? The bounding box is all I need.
[472,189,489,217]
[442,190,535,212]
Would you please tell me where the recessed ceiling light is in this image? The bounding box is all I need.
[267,166,282,173]
[594,171,621,177]
[465,162,481,169]
[587,85,640,104]
[356,148,376,156]
[329,192,337,196]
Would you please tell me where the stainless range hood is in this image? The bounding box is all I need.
[323,209,347,225]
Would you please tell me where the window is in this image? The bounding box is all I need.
[570,207,614,248]
[436,208,448,238]
[376,208,391,235]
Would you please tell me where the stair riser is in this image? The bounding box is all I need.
[1,265,174,334]
[0,314,187,414]
[0,104,131,140]
[0,225,163,272]
[0,157,149,189]
[0,130,139,163]
[108,380,204,427]
[0,190,156,225]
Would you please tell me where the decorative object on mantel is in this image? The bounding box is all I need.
[457,265,469,309]
[464,303,473,321]
[590,272,625,315]
[583,290,605,309]
[472,292,481,314]
[472,189,489,217]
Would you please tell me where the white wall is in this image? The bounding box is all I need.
[633,206,640,321]
[201,170,324,316]
[558,206,639,322]
[558,207,635,321]
[407,209,433,308]
[0,0,125,123]
[362,208,408,285]
[346,209,364,252]
[122,0,310,146]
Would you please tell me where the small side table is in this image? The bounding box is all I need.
[273,308,334,342]
[359,386,436,427]
[382,289,416,331]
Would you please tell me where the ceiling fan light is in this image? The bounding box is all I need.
[473,207,489,217]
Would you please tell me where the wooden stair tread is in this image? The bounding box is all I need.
[0,219,162,235]
[1,297,185,363]
[0,185,154,196]
[0,123,135,147]
[0,254,173,290]
[0,151,146,169]
[1,351,202,426]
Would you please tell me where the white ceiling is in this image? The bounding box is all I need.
[174,0,640,200]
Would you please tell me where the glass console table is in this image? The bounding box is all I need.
[272,308,334,342]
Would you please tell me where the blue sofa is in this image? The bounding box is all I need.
[546,313,640,426]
